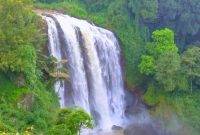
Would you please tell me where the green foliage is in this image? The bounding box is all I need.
[156,0,200,49]
[155,51,181,91]
[0,46,37,85]
[140,28,180,91]
[0,0,43,86]
[141,29,200,92]
[35,1,88,19]
[143,84,200,134]
[140,0,158,20]
[142,84,162,106]
[146,28,178,58]
[0,0,60,134]
[141,28,178,71]
[142,29,200,134]
[173,91,200,131]
[181,47,200,92]
[105,0,147,87]
[128,0,158,21]
[50,107,93,135]
[0,74,59,134]
[50,124,71,135]
[0,126,35,135]
[139,55,155,75]
[35,0,65,3]
[81,0,111,12]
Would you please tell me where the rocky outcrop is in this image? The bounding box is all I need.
[112,125,123,130]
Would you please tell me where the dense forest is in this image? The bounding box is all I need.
[0,0,200,134]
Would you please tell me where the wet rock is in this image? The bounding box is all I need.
[124,124,158,135]
[112,125,123,130]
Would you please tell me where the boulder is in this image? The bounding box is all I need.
[112,125,123,130]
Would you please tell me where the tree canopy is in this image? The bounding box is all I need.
[50,107,93,135]
[0,0,42,85]
[139,28,180,91]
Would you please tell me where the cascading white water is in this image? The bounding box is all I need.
[43,13,125,130]
[43,16,65,108]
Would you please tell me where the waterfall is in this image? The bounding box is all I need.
[43,13,125,130]
[44,16,65,108]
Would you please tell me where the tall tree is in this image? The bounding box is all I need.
[139,28,181,91]
[181,47,200,92]
[155,51,181,91]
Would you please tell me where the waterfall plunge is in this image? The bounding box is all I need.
[43,13,126,130]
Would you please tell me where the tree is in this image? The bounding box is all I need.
[181,47,200,92]
[50,107,93,135]
[139,55,155,75]
[0,0,42,85]
[155,52,181,91]
[139,28,178,73]
[128,0,158,21]
[50,124,71,135]
[146,28,178,58]
[139,28,181,91]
